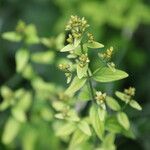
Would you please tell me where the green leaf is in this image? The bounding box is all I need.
[97,107,106,121]
[101,133,116,150]
[103,133,115,146]
[105,116,123,134]
[0,86,13,99]
[89,104,104,140]
[55,33,65,49]
[78,85,91,101]
[67,110,80,122]
[122,127,135,139]
[40,107,52,121]
[60,44,77,52]
[69,129,89,149]
[2,32,22,42]
[11,91,32,122]
[0,101,10,111]
[65,77,87,96]
[92,67,128,82]
[22,64,36,80]
[77,64,88,79]
[117,112,130,130]
[31,51,55,64]
[2,117,20,144]
[106,116,134,139]
[115,91,130,103]
[32,77,55,93]
[106,96,121,111]
[56,122,76,137]
[0,86,14,111]
[24,24,39,44]
[16,48,30,73]
[129,100,142,111]
[17,92,32,111]
[22,127,37,150]
[52,101,66,111]
[86,41,104,49]
[55,113,65,120]
[11,107,26,122]
[78,120,91,136]
[74,38,81,47]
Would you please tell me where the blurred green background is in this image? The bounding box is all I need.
[0,0,150,150]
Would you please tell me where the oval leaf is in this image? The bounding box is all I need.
[129,100,142,111]
[2,32,22,42]
[69,129,89,149]
[86,41,104,49]
[0,101,10,111]
[78,85,91,101]
[16,48,29,73]
[31,51,55,64]
[97,107,106,121]
[117,112,130,130]
[60,43,79,52]
[11,107,26,122]
[106,96,121,111]
[89,104,104,140]
[92,67,128,82]
[78,120,91,136]
[115,91,130,103]
[77,64,88,79]
[65,77,87,96]
[56,122,76,137]
[2,117,20,144]
[105,116,123,134]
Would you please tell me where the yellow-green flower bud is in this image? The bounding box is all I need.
[87,33,94,43]
[67,34,74,44]
[95,91,106,104]
[124,87,135,97]
[65,15,89,41]
[78,54,90,68]
[58,64,70,72]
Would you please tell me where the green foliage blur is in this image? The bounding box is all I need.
[0,0,150,150]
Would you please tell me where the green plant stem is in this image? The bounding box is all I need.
[80,41,95,102]
[121,99,131,111]
[87,70,95,102]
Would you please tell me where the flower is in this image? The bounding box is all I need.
[87,33,94,43]
[78,54,90,68]
[65,15,89,44]
[95,91,106,104]
[58,64,70,72]
[124,87,135,97]
[99,46,114,60]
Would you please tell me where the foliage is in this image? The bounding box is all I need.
[55,15,142,149]
[0,0,150,150]
[0,15,143,150]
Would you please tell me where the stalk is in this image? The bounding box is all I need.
[80,41,95,102]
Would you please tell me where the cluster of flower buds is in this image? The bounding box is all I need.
[95,91,106,105]
[78,53,90,68]
[99,46,116,71]
[59,64,72,83]
[87,33,94,43]
[107,62,116,71]
[59,64,70,72]
[124,87,135,97]
[99,46,113,60]
[65,15,89,44]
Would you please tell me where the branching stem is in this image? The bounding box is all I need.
[80,41,95,102]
